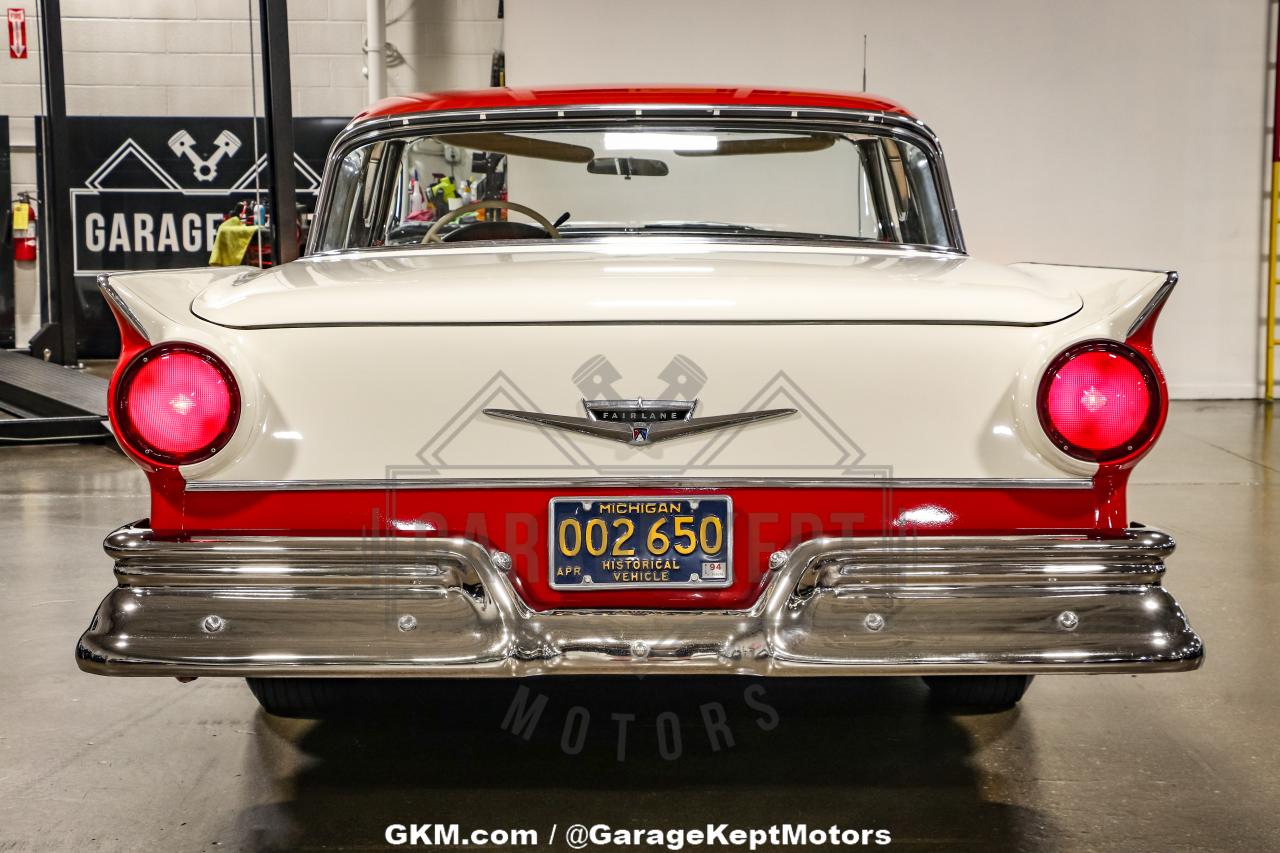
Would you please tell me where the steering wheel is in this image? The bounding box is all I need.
[422,199,560,243]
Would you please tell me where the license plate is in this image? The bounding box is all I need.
[549,496,733,589]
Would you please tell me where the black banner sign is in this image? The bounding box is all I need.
[68,116,345,274]
[55,116,346,356]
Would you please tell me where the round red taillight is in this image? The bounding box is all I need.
[116,343,240,466]
[1037,340,1161,463]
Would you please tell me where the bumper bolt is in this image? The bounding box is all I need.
[201,614,225,634]
[1057,610,1080,631]
[864,613,886,632]
[768,550,790,570]
[491,550,513,571]
[398,614,418,632]
[630,640,650,659]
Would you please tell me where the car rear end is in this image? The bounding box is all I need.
[77,249,1202,686]
[75,90,1202,711]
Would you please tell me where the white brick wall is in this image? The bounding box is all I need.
[2,0,501,347]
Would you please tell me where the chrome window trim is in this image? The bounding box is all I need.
[304,232,961,261]
[307,103,966,256]
[183,477,1095,492]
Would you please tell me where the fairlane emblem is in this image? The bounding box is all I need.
[586,398,694,444]
[483,398,796,447]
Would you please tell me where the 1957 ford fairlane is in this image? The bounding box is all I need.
[76,86,1202,716]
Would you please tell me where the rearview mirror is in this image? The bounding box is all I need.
[587,157,669,178]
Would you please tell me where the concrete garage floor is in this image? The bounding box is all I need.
[0,400,1276,852]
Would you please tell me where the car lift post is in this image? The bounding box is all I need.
[1,117,14,350]
[258,0,299,265]
[1266,12,1280,401]
[30,0,77,366]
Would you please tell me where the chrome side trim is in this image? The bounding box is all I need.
[96,274,148,341]
[1126,271,1179,338]
[182,477,1097,492]
[1015,260,1171,275]
[77,522,1203,678]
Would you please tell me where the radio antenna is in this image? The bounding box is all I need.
[862,35,868,91]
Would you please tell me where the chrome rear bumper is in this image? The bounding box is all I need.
[76,521,1203,677]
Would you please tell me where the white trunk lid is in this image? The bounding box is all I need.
[191,242,1082,328]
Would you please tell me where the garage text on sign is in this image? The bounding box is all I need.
[82,212,227,255]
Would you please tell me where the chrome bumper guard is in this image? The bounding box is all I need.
[76,521,1203,677]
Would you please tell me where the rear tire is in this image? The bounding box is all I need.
[246,677,358,718]
[923,675,1033,710]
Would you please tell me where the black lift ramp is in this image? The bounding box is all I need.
[0,352,111,444]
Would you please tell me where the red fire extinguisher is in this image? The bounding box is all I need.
[12,194,37,262]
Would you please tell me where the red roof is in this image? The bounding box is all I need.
[354,85,914,123]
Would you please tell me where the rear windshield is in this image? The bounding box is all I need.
[315,124,952,251]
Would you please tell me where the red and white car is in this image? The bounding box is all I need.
[77,86,1202,715]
